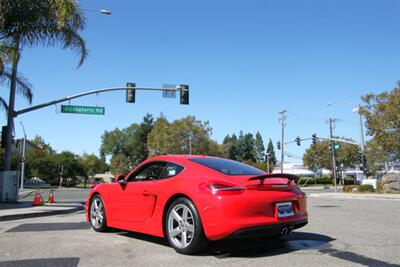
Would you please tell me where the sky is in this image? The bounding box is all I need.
[1,0,399,163]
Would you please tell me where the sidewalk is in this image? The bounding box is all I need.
[0,200,85,222]
[308,192,400,201]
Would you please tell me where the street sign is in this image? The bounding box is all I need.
[162,84,177,98]
[335,144,340,150]
[61,105,105,115]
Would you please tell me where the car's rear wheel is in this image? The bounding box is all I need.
[89,195,109,232]
[165,197,208,254]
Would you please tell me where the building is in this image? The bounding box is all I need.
[92,172,115,183]
[272,162,315,176]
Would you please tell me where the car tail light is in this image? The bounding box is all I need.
[199,182,245,196]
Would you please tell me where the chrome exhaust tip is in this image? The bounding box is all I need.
[280,227,288,236]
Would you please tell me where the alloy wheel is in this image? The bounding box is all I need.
[90,197,104,229]
[167,204,195,249]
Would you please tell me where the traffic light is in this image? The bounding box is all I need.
[1,126,6,148]
[57,164,63,174]
[180,84,189,105]
[126,82,136,103]
[295,136,301,146]
[312,133,317,144]
[277,141,281,150]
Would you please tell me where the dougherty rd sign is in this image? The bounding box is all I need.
[61,105,105,115]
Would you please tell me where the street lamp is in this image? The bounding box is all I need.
[82,8,112,15]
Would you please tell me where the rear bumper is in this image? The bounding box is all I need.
[226,219,308,239]
[197,190,308,240]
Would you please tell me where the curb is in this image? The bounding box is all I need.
[308,193,400,201]
[0,203,85,222]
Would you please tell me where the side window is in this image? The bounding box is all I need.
[127,162,167,182]
[159,163,184,179]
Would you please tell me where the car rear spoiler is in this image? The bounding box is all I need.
[248,173,300,185]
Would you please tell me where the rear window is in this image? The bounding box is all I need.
[189,157,265,176]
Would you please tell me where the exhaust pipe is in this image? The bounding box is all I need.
[280,226,293,236]
[280,227,288,236]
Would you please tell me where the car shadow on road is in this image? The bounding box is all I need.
[204,232,335,258]
[116,230,335,258]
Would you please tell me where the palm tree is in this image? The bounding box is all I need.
[0,41,33,111]
[0,0,88,171]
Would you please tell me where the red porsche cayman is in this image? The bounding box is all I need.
[86,155,308,254]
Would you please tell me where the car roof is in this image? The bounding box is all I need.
[144,154,215,165]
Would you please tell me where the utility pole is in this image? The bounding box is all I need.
[329,118,337,193]
[357,104,366,175]
[279,110,287,173]
[266,152,270,173]
[20,122,27,190]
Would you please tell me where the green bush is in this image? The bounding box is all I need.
[344,176,356,185]
[358,184,375,193]
[316,177,332,184]
[299,177,332,186]
[251,162,270,172]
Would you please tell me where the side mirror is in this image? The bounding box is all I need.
[116,175,126,185]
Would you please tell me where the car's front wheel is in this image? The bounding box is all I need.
[89,195,109,232]
[165,197,208,254]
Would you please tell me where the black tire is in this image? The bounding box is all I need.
[89,195,109,232]
[165,197,208,254]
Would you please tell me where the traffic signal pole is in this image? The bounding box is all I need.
[2,84,189,203]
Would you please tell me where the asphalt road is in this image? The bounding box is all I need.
[20,186,338,203]
[19,188,91,203]
[1,196,399,267]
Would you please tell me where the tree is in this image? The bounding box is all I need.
[238,131,256,162]
[55,151,85,181]
[31,135,54,153]
[360,83,400,166]
[100,126,134,159]
[254,132,265,162]
[130,113,154,165]
[25,149,57,181]
[335,138,360,169]
[223,134,240,160]
[109,154,131,175]
[147,115,223,156]
[80,153,108,178]
[303,138,360,172]
[100,114,155,166]
[0,0,87,170]
[0,41,33,111]
[266,139,277,170]
[303,141,331,171]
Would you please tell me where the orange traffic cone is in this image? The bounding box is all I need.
[48,190,55,204]
[32,190,43,206]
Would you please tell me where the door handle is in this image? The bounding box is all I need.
[142,190,151,196]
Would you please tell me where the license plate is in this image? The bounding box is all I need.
[276,202,294,218]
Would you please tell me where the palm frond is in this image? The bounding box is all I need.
[61,27,88,67]
[1,71,33,104]
[0,96,9,113]
[0,0,88,67]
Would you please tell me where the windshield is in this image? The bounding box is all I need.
[189,157,265,176]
